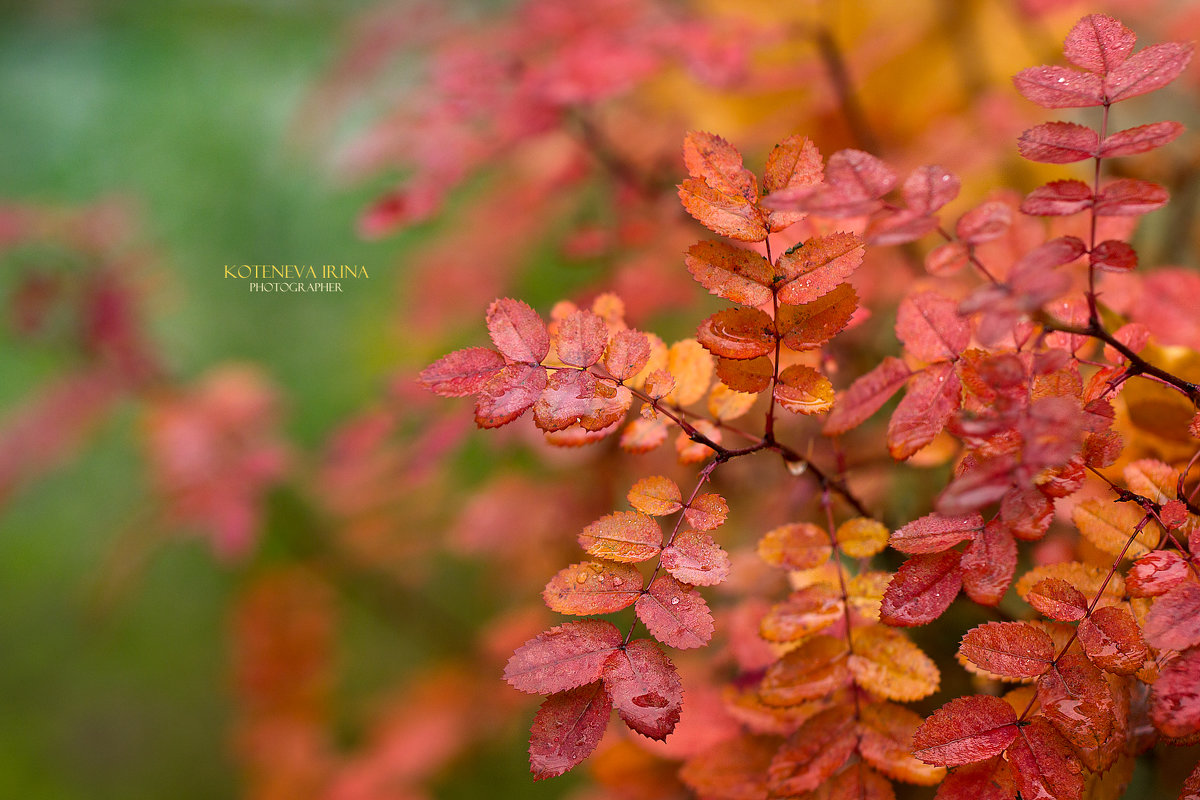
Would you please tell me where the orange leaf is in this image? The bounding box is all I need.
[777,283,859,351]
[1078,605,1146,675]
[604,329,651,380]
[683,130,758,203]
[697,307,776,360]
[543,560,643,615]
[835,517,889,558]
[1073,499,1155,558]
[678,178,768,242]
[577,511,662,563]
[767,707,857,796]
[684,240,775,308]
[664,339,714,406]
[759,522,832,570]
[716,355,773,393]
[1027,578,1088,621]
[958,621,1055,680]
[774,365,834,415]
[858,702,946,785]
[635,575,714,649]
[685,493,728,531]
[760,585,843,643]
[708,382,758,420]
[759,634,850,706]
[848,625,940,701]
[620,417,667,454]
[627,476,683,516]
[661,530,730,586]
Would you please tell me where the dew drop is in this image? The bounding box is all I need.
[613,577,623,586]
[671,597,680,605]
[576,572,588,584]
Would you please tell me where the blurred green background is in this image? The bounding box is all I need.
[0,2,449,797]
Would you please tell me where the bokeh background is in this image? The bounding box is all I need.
[3,0,1200,798]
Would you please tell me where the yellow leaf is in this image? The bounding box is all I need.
[664,339,714,406]
[848,625,939,701]
[1073,500,1156,559]
[836,518,889,558]
[708,382,758,421]
[1016,561,1125,603]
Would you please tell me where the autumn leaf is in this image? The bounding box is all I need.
[931,757,1016,800]
[888,363,961,460]
[1073,499,1155,559]
[767,706,857,796]
[661,530,730,586]
[1037,651,1114,751]
[776,233,866,305]
[902,165,960,215]
[760,584,843,643]
[1013,65,1104,108]
[534,370,631,432]
[685,493,728,531]
[678,178,768,242]
[420,347,505,396]
[1093,179,1169,216]
[1027,578,1088,621]
[961,520,1017,605]
[1077,605,1146,675]
[487,298,550,363]
[1018,122,1098,163]
[890,511,983,554]
[474,363,548,428]
[1126,551,1188,597]
[836,517,888,558]
[954,201,1012,244]
[912,695,1018,766]
[627,475,683,516]
[528,682,611,780]
[774,365,834,415]
[697,307,776,360]
[604,328,651,380]
[880,550,963,627]
[708,383,758,420]
[664,339,714,406]
[716,355,774,393]
[958,621,1055,680]
[602,638,682,740]
[776,283,858,352]
[684,240,775,307]
[1063,13,1135,73]
[1099,121,1184,158]
[577,511,662,563]
[1151,646,1200,738]
[858,702,946,785]
[543,560,643,615]
[683,130,758,203]
[758,522,832,570]
[759,634,850,706]
[504,620,624,694]
[896,291,970,363]
[1017,561,1125,603]
[848,625,940,701]
[1104,42,1194,103]
[635,575,714,649]
[823,356,911,435]
[1144,582,1200,652]
[556,309,609,368]
[1005,717,1084,800]
[620,417,667,454]
[1022,180,1094,216]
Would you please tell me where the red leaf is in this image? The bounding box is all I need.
[1144,582,1200,651]
[602,638,682,740]
[1018,122,1099,163]
[697,307,776,360]
[823,356,911,435]
[767,707,857,796]
[774,365,834,415]
[1184,760,1200,800]
[776,232,866,305]
[534,370,630,432]
[1105,42,1194,103]
[912,695,1019,766]
[1093,179,1168,216]
[926,241,969,276]
[635,575,714,649]
[604,329,651,381]
[529,682,611,780]
[556,309,609,368]
[1099,121,1184,158]
[487,298,550,363]
[1027,578,1088,621]
[932,757,1016,800]
[684,493,728,531]
[420,347,506,396]
[543,560,643,615]
[661,530,731,586]
[1021,180,1093,216]
[858,703,946,785]
[777,282,858,351]
[759,634,851,706]
[474,363,548,428]
[890,511,983,554]
[1013,65,1104,108]
[763,134,824,194]
[679,178,768,242]
[1089,239,1138,272]
[896,291,971,362]
[1037,651,1113,751]
[961,519,1017,605]
[959,621,1055,679]
[902,165,960,215]
[1063,14,1136,74]
[627,475,682,516]
[578,511,662,563]
[683,130,758,203]
[880,549,963,627]
[1151,646,1200,738]
[955,200,1013,244]
[504,620,624,694]
[1005,717,1084,800]
[685,240,775,307]
[1126,550,1189,597]
[766,150,896,217]
[888,362,961,460]
[1078,605,1147,675]
[866,207,940,246]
